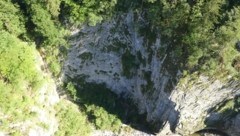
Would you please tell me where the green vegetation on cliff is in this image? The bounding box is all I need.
[0,30,44,134]
[65,81,123,132]
[55,99,92,136]
[146,0,240,78]
[2,0,239,78]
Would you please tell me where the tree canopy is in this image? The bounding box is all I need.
[146,0,240,77]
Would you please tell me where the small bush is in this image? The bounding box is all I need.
[232,56,240,72]
[86,105,122,132]
[66,82,77,100]
[55,100,92,136]
[121,50,139,78]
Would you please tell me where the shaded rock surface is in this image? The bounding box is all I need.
[64,11,240,136]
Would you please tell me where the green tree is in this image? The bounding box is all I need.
[0,0,26,36]
[61,0,117,26]
[14,0,65,46]
[55,100,92,136]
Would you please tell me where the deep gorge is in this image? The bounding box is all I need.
[63,10,240,136]
[1,0,240,135]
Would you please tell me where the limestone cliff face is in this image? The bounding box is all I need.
[167,77,240,135]
[64,11,240,136]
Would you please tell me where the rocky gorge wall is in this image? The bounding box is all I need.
[64,11,240,136]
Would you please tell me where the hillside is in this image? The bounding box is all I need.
[0,0,240,136]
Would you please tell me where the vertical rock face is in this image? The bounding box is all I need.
[170,77,240,135]
[64,11,240,135]
[65,10,179,128]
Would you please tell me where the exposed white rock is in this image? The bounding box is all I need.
[92,126,156,136]
[172,77,240,135]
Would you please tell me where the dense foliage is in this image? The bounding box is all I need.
[146,0,240,77]
[0,0,25,36]
[55,99,92,136]
[0,30,44,134]
[61,0,117,26]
